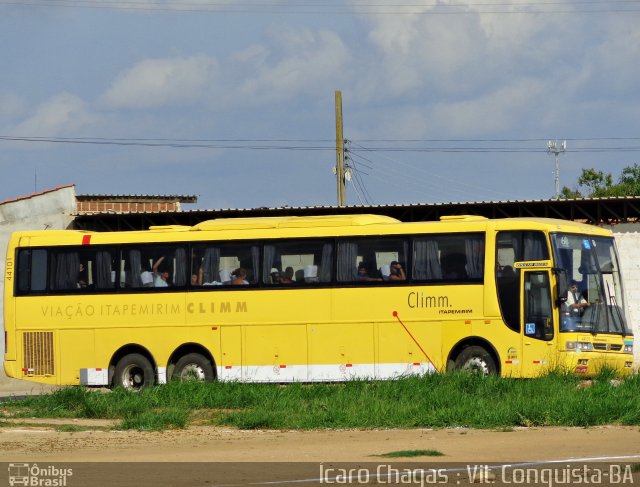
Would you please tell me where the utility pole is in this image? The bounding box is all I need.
[335,90,347,207]
[547,140,566,199]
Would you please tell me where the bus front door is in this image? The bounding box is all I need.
[520,270,556,377]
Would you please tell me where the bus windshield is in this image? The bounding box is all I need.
[551,233,631,335]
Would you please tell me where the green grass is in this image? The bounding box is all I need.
[54,424,95,433]
[4,371,640,431]
[375,450,445,458]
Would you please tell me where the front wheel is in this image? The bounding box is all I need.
[454,346,497,376]
[172,353,215,382]
[113,353,155,390]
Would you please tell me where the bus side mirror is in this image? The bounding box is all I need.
[553,268,568,304]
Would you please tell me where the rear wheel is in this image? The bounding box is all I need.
[172,353,215,382]
[113,353,155,390]
[454,346,497,376]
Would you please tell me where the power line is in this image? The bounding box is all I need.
[3,135,640,153]
[0,135,334,151]
[353,137,640,142]
[2,0,640,14]
[349,141,521,200]
[6,135,640,154]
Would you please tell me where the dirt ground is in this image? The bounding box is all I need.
[1,374,639,486]
[0,421,638,463]
[0,421,639,486]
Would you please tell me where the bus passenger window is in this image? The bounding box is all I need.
[17,249,47,293]
[413,234,484,282]
[193,243,259,286]
[121,246,187,289]
[262,240,332,285]
[337,238,408,283]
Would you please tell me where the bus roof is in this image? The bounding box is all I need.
[8,214,613,247]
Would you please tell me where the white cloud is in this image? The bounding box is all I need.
[351,1,584,101]
[101,55,218,109]
[429,78,547,134]
[236,27,351,102]
[0,91,26,121]
[353,77,547,139]
[581,17,640,95]
[13,93,96,136]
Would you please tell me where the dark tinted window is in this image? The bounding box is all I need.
[191,242,259,287]
[49,248,118,291]
[413,233,484,282]
[337,238,408,283]
[262,240,333,285]
[17,249,47,293]
[121,245,188,289]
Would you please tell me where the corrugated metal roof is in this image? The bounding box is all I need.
[71,195,640,230]
[174,195,640,214]
[76,193,198,203]
[72,195,640,217]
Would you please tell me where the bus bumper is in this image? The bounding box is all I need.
[560,352,634,376]
[4,360,17,379]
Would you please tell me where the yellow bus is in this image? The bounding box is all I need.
[3,214,634,389]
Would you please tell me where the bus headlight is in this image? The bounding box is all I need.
[565,341,593,352]
[623,344,633,354]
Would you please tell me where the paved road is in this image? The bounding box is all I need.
[0,376,55,399]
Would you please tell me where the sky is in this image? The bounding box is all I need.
[1,0,639,210]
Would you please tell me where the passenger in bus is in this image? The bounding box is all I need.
[442,253,467,280]
[270,268,281,284]
[191,250,204,286]
[357,262,382,282]
[280,267,294,284]
[152,256,170,287]
[388,261,406,281]
[77,262,89,288]
[231,268,249,285]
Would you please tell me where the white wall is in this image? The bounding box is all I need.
[610,227,640,365]
[0,186,76,383]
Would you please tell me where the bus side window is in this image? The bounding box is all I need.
[337,238,408,283]
[262,240,333,285]
[413,234,484,282]
[121,246,188,289]
[17,249,47,293]
[49,251,81,290]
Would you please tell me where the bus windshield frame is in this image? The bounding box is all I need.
[550,232,632,336]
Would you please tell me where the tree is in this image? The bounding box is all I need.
[560,164,640,198]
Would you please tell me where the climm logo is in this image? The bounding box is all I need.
[407,291,449,309]
[187,301,248,314]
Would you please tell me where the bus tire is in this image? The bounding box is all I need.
[454,346,497,376]
[113,353,155,390]
[172,353,215,382]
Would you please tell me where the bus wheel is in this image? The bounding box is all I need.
[454,346,497,376]
[113,353,155,390]
[172,353,215,382]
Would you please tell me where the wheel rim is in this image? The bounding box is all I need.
[121,364,146,390]
[178,363,206,381]
[463,357,490,375]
